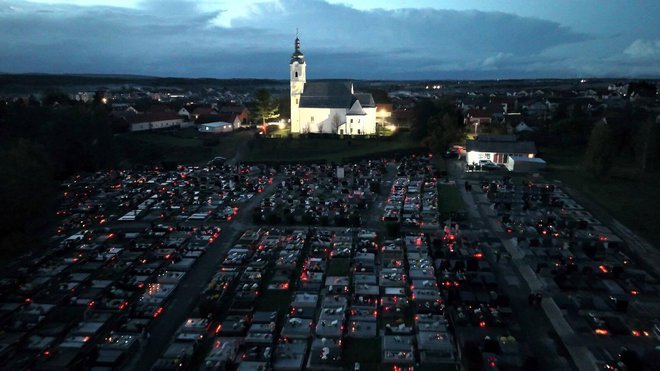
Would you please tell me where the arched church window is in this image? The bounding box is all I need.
[295,72,298,78]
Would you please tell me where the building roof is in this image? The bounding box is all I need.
[347,100,366,115]
[192,107,215,116]
[467,108,491,118]
[125,112,182,124]
[300,81,353,108]
[200,122,233,128]
[476,134,517,142]
[353,93,375,108]
[299,81,375,110]
[509,156,546,164]
[219,105,248,114]
[466,139,537,154]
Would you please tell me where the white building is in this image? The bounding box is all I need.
[198,122,234,134]
[290,36,376,135]
[127,112,185,132]
[465,135,537,165]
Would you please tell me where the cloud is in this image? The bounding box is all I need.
[0,0,654,79]
[623,39,660,59]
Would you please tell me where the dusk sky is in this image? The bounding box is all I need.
[1,0,658,79]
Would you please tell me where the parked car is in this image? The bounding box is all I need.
[478,160,499,170]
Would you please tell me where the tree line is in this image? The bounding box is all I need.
[410,99,465,155]
[0,94,117,256]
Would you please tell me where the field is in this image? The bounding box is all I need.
[115,128,250,166]
[114,128,423,167]
[541,147,660,248]
[243,132,423,163]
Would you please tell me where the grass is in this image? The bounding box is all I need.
[437,184,466,217]
[113,128,422,167]
[342,338,381,370]
[243,132,422,163]
[542,147,660,248]
[255,290,292,312]
[326,258,351,276]
[115,127,250,166]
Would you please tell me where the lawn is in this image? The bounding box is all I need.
[326,258,351,276]
[342,338,381,370]
[255,290,292,312]
[243,132,423,163]
[542,147,660,248]
[437,184,466,218]
[115,128,250,166]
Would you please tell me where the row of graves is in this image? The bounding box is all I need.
[253,161,385,227]
[0,163,275,369]
[150,228,308,370]
[56,163,270,235]
[430,223,527,370]
[485,177,660,370]
[0,215,221,369]
[383,155,440,231]
[153,224,461,371]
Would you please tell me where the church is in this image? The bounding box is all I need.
[290,36,377,135]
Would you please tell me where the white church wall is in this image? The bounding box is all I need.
[363,107,377,134]
[299,108,345,134]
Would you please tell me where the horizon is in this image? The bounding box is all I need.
[2,72,659,83]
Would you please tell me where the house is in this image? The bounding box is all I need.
[112,104,138,114]
[125,112,185,132]
[216,112,242,128]
[198,122,234,134]
[466,109,492,124]
[466,134,537,165]
[191,107,216,120]
[505,156,546,172]
[523,101,549,117]
[219,105,250,127]
[514,122,534,133]
[178,107,191,120]
[289,36,376,135]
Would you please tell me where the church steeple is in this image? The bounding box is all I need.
[290,31,306,135]
[291,33,305,64]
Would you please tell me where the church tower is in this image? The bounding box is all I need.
[290,34,306,134]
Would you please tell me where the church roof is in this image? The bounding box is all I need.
[347,100,366,115]
[300,81,353,108]
[299,81,376,110]
[353,93,375,108]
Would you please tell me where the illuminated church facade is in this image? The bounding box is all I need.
[290,36,376,135]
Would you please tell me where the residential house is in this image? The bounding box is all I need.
[125,112,185,132]
[219,105,250,127]
[191,107,216,121]
[178,107,191,120]
[198,122,234,134]
[466,134,537,164]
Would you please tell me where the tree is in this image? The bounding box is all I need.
[635,117,657,173]
[254,89,279,135]
[0,140,54,255]
[331,113,343,134]
[584,120,615,178]
[424,113,464,155]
